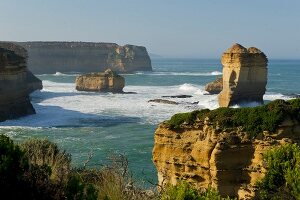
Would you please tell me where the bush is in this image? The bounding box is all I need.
[166,99,300,138]
[161,181,232,200]
[257,144,300,200]
[0,134,29,199]
[20,138,71,181]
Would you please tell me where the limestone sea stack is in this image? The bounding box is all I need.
[0,42,36,122]
[13,42,152,74]
[218,43,268,107]
[75,69,125,93]
[204,77,223,94]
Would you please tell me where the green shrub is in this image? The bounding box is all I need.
[166,99,300,138]
[0,134,29,198]
[257,144,300,200]
[161,181,232,200]
[20,138,71,181]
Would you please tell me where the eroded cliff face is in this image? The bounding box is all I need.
[0,43,35,122]
[152,100,300,199]
[15,42,152,74]
[75,69,125,93]
[218,44,268,107]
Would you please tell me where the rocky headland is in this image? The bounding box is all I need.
[0,42,36,121]
[26,70,43,94]
[75,69,125,93]
[14,42,152,74]
[152,99,300,199]
[218,43,268,107]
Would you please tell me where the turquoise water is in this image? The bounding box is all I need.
[0,58,299,184]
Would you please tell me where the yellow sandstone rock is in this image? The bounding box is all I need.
[218,43,268,107]
[75,69,125,93]
[152,114,300,199]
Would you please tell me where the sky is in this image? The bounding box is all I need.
[0,0,299,59]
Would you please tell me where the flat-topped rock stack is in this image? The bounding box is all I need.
[0,42,36,121]
[75,69,125,93]
[218,43,268,107]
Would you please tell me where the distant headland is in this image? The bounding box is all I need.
[12,41,152,74]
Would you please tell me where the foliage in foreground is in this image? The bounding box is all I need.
[161,181,233,200]
[166,98,300,138]
[257,143,300,200]
[0,135,155,200]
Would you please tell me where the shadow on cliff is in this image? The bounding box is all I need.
[216,144,255,198]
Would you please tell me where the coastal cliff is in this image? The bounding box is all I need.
[152,99,300,199]
[15,42,152,74]
[0,42,35,122]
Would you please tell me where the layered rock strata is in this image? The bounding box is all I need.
[75,69,125,93]
[0,43,35,122]
[218,44,268,107]
[152,99,300,199]
[205,77,223,94]
[14,42,152,74]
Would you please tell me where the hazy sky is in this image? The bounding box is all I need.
[0,0,299,59]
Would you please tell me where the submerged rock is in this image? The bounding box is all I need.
[0,42,36,122]
[161,95,193,98]
[75,69,125,93]
[148,99,178,105]
[204,77,223,94]
[218,43,268,107]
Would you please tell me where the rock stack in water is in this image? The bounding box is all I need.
[205,77,223,94]
[218,43,268,107]
[75,69,125,93]
[0,42,36,122]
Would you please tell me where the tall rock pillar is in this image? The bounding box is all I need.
[218,43,268,107]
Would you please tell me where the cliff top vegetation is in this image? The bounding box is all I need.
[166,98,300,138]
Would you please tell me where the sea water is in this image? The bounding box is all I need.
[0,58,299,184]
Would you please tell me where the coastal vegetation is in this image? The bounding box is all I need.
[1,133,300,199]
[166,99,300,138]
[257,144,300,200]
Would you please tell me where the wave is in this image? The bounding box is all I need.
[1,79,294,128]
[131,71,222,76]
[38,72,78,77]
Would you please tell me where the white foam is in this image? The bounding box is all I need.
[0,80,292,128]
[131,71,222,76]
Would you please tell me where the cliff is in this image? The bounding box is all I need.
[152,99,300,199]
[75,69,125,93]
[14,42,152,74]
[26,70,43,93]
[218,43,268,107]
[0,42,36,122]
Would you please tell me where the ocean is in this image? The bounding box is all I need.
[0,58,299,184]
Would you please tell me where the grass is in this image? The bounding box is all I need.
[166,99,300,138]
